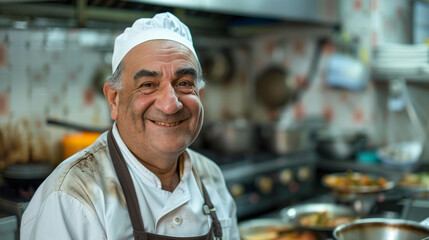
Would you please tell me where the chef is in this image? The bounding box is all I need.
[20,12,239,240]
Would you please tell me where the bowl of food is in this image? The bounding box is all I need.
[378,141,422,169]
[238,218,321,240]
[280,203,358,232]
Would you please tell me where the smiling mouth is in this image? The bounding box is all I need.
[152,120,181,127]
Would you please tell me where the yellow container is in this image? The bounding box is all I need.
[61,132,101,159]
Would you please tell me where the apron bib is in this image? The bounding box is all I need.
[107,130,223,240]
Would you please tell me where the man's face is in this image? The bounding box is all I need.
[105,40,203,159]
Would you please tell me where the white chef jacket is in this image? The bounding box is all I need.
[20,124,240,240]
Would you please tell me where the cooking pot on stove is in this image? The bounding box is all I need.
[205,119,253,154]
[315,130,368,160]
[333,218,429,240]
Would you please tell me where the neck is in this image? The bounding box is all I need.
[137,153,181,192]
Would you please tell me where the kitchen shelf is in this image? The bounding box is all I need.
[372,73,429,83]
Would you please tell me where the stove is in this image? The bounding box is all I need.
[219,150,318,220]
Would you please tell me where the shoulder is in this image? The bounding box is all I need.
[39,132,114,208]
[186,148,224,184]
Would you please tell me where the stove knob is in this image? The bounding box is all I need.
[297,167,311,181]
[229,184,245,198]
[257,176,273,194]
[279,169,293,185]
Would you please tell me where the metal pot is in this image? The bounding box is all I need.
[333,218,429,240]
[271,127,311,154]
[315,131,368,160]
[205,119,253,154]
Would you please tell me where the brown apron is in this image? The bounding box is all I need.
[107,130,223,240]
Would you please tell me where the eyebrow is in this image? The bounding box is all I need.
[133,69,158,80]
[133,67,198,81]
[175,67,197,80]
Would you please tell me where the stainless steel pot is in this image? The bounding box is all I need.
[271,127,310,154]
[205,120,253,154]
[333,218,429,240]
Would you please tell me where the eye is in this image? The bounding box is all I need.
[177,81,193,87]
[175,80,195,93]
[138,81,158,94]
[140,82,155,88]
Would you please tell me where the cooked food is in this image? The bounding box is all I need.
[299,211,356,228]
[323,171,388,192]
[398,172,429,189]
[244,228,318,240]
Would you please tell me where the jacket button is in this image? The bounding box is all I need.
[173,216,182,226]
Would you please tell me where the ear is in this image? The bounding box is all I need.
[198,88,204,98]
[103,82,119,120]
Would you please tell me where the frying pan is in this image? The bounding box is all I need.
[255,66,292,108]
[254,38,327,109]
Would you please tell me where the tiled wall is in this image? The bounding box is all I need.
[0,29,114,165]
[1,0,427,166]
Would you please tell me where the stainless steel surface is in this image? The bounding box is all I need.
[238,218,292,236]
[271,127,311,154]
[126,0,339,25]
[280,203,356,231]
[2,163,53,180]
[0,213,18,240]
[333,218,429,240]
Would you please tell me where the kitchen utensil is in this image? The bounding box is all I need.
[61,131,101,159]
[333,218,429,240]
[0,162,53,200]
[271,126,310,154]
[46,118,106,159]
[46,118,107,133]
[315,131,368,161]
[238,218,322,240]
[378,141,423,169]
[255,65,292,109]
[199,48,234,84]
[280,203,358,232]
[322,172,395,195]
[205,119,253,154]
[322,172,395,216]
[326,53,369,91]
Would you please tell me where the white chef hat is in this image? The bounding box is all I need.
[111,12,198,73]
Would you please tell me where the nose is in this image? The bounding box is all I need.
[154,84,183,114]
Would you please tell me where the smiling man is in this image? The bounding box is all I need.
[21,12,239,240]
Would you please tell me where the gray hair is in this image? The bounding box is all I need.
[106,61,206,91]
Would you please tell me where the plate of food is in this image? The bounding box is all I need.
[238,218,321,240]
[280,203,359,232]
[322,171,395,194]
[398,172,429,191]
